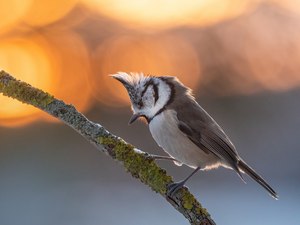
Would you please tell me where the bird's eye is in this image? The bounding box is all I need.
[138,100,144,108]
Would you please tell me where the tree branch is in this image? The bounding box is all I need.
[0,70,216,225]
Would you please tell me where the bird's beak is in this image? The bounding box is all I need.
[128,113,142,125]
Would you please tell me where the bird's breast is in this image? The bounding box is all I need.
[149,109,219,169]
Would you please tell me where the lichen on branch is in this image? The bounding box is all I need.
[0,70,216,225]
[99,136,173,194]
[0,71,54,108]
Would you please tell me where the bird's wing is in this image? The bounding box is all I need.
[175,103,243,179]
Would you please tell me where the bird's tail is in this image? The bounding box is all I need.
[238,160,278,200]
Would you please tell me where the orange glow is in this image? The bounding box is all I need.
[91,34,201,107]
[82,0,258,29]
[245,44,300,92]
[271,0,300,15]
[0,0,32,34]
[23,0,78,26]
[42,30,92,115]
[0,30,92,127]
[0,35,56,126]
[198,7,300,96]
[2,1,300,128]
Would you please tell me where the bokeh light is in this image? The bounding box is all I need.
[42,29,92,114]
[196,6,300,96]
[0,0,32,34]
[1,1,300,126]
[0,35,56,126]
[0,30,92,127]
[82,0,259,29]
[90,34,201,107]
[270,0,300,15]
[23,0,78,26]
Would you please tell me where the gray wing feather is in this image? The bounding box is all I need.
[178,121,210,154]
[175,101,244,179]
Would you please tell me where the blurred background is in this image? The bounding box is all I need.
[0,0,299,224]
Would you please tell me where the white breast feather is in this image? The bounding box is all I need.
[149,109,220,170]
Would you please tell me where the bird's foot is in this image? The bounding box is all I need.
[166,180,186,198]
[166,167,201,199]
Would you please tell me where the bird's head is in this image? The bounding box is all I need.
[111,72,176,124]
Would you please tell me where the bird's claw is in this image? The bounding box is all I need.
[144,153,164,161]
[166,181,186,198]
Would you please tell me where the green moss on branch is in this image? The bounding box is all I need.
[99,136,173,194]
[99,136,211,221]
[181,190,209,217]
[0,70,54,108]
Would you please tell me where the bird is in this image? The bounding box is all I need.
[112,72,278,199]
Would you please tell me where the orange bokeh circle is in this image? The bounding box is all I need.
[23,0,79,26]
[0,0,32,34]
[41,29,92,116]
[82,0,258,29]
[90,34,201,107]
[0,30,92,127]
[271,0,300,15]
[0,35,57,126]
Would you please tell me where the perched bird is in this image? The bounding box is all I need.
[112,72,278,199]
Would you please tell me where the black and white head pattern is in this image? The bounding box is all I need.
[112,72,175,122]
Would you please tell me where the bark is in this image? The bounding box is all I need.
[0,70,216,225]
